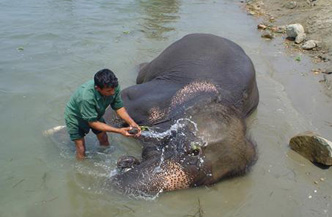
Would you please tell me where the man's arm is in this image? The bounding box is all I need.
[88,121,133,137]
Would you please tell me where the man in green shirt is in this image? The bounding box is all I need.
[64,68,141,160]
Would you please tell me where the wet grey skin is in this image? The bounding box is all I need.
[108,33,259,195]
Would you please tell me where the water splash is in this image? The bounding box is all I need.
[141,118,199,140]
[153,147,165,174]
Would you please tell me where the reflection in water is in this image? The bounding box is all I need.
[139,0,180,40]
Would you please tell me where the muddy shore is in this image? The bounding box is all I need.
[244,0,332,75]
[241,0,332,139]
[244,0,332,64]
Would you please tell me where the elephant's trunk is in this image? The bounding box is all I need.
[111,157,196,196]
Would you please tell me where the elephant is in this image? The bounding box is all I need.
[106,33,259,196]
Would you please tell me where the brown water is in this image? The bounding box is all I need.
[0,0,331,216]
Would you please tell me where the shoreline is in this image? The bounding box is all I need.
[241,0,332,138]
[243,0,332,72]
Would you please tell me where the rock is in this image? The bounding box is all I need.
[248,10,256,16]
[128,127,139,135]
[290,131,332,166]
[268,16,275,22]
[295,33,306,44]
[302,40,319,50]
[322,68,332,75]
[257,24,267,30]
[261,30,274,39]
[286,24,305,39]
[284,1,297,9]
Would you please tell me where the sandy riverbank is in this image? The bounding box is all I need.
[244,0,332,71]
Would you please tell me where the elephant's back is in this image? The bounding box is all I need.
[137,33,255,87]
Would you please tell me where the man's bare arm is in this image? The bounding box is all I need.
[88,121,132,136]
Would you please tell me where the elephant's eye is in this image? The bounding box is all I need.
[188,146,201,156]
[191,149,200,156]
[189,142,201,156]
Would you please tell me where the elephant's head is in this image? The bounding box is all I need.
[111,100,257,196]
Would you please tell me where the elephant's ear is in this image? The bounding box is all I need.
[136,62,149,84]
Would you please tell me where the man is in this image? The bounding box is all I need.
[64,68,141,159]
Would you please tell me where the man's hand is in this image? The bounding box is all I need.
[118,127,136,137]
[129,123,141,137]
[115,107,141,137]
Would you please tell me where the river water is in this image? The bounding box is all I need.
[1,0,331,216]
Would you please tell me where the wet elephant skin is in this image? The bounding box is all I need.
[106,33,259,195]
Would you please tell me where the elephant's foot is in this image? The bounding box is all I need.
[117,156,140,172]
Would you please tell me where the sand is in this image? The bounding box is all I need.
[245,0,332,72]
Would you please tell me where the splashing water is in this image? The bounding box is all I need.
[141,118,199,140]
[153,147,165,174]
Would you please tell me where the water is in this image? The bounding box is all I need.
[1,0,331,216]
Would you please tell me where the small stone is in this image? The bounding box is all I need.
[290,131,332,166]
[320,177,325,182]
[253,5,261,10]
[323,69,332,75]
[258,24,267,30]
[314,181,318,184]
[286,24,305,39]
[261,30,274,39]
[128,127,139,135]
[312,69,321,75]
[284,1,297,9]
[302,40,319,50]
[295,33,306,44]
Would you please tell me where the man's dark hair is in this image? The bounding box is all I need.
[94,69,118,89]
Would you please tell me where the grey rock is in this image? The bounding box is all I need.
[261,30,274,39]
[323,67,332,75]
[284,1,297,9]
[286,24,305,39]
[302,40,319,50]
[290,131,332,166]
[295,33,306,43]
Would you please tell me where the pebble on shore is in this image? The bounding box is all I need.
[302,40,320,50]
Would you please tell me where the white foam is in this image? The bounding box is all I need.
[43,125,66,136]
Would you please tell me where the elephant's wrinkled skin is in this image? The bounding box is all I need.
[107,33,259,195]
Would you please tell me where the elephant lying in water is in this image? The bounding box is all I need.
[107,33,259,195]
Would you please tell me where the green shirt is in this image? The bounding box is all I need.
[64,80,123,124]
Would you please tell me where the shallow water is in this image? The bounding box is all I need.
[1,0,331,216]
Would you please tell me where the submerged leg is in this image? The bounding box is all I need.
[96,131,110,146]
[74,138,86,160]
